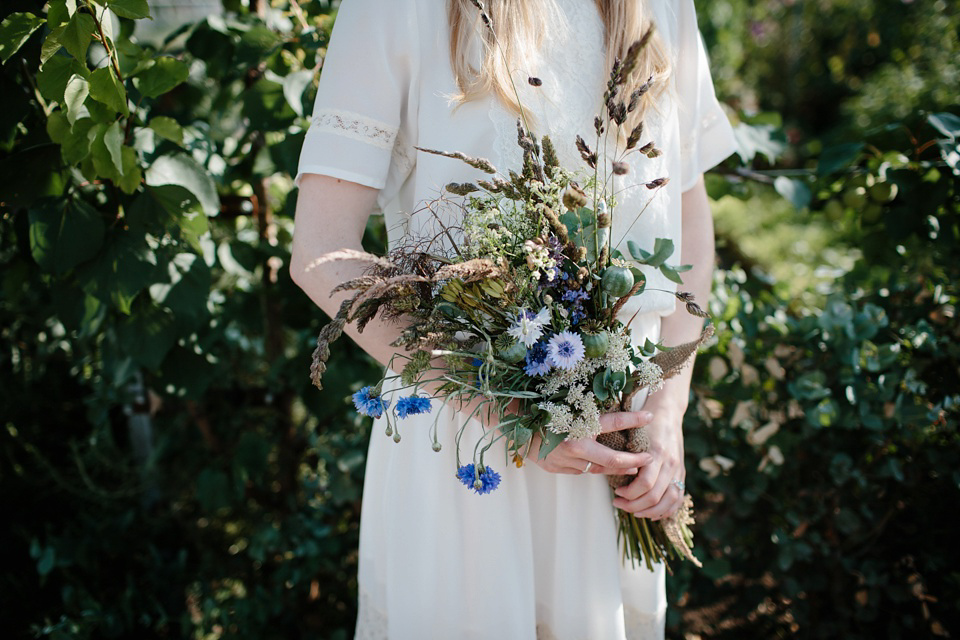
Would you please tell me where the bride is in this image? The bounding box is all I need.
[290,0,736,637]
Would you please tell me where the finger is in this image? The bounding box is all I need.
[613,457,662,501]
[615,471,671,513]
[598,410,653,434]
[557,440,653,473]
[634,486,685,520]
[579,464,639,476]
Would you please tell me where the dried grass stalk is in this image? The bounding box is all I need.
[303,249,397,273]
[331,275,381,295]
[433,258,500,283]
[416,147,498,174]
[310,296,356,390]
[351,274,430,310]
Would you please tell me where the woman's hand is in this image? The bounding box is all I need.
[611,396,686,521]
[529,411,655,476]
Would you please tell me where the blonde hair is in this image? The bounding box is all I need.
[448,0,671,128]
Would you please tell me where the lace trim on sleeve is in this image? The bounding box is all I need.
[310,109,399,151]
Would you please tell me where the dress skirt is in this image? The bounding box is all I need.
[354,312,667,640]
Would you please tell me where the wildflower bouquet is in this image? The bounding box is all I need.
[307,5,712,571]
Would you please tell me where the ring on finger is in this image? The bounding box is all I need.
[583,461,593,474]
[672,479,685,492]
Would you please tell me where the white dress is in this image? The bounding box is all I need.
[296,1,736,638]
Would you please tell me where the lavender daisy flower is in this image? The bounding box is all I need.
[395,395,432,419]
[547,330,586,370]
[352,386,388,418]
[523,341,553,377]
[456,463,502,495]
[508,307,551,348]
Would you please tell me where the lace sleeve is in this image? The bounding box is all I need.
[295,0,418,191]
[675,0,737,192]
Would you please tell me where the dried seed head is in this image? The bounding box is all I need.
[645,177,669,189]
[612,161,629,176]
[446,182,479,196]
[626,121,645,150]
[528,76,542,87]
[562,185,588,210]
[597,212,612,228]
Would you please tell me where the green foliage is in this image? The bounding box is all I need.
[1,0,376,638]
[668,115,960,637]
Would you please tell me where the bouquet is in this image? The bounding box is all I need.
[308,3,712,571]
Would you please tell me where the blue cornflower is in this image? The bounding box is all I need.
[456,463,502,495]
[352,386,388,418]
[571,309,586,325]
[523,340,552,377]
[562,289,589,304]
[395,395,432,419]
[547,330,586,370]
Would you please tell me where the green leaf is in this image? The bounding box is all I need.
[103,120,124,173]
[63,73,88,123]
[537,429,566,460]
[149,251,211,325]
[145,152,219,217]
[0,12,45,64]
[61,117,95,165]
[46,0,74,29]
[116,302,179,369]
[645,237,674,268]
[117,145,142,194]
[626,240,651,262]
[88,66,128,115]
[40,25,66,65]
[28,198,105,274]
[593,370,610,401]
[929,112,960,140]
[195,469,231,512]
[59,11,95,62]
[659,264,685,285]
[148,116,183,145]
[773,176,812,210]
[90,123,118,180]
[134,56,189,99]
[281,69,314,116]
[733,121,787,164]
[106,0,152,20]
[817,143,864,177]
[37,55,87,103]
[78,229,156,314]
[46,111,70,144]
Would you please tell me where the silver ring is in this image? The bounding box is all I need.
[673,479,685,492]
[583,461,593,474]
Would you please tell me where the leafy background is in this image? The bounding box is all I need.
[1,0,957,638]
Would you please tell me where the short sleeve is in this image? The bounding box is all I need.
[674,0,737,192]
[295,0,418,190]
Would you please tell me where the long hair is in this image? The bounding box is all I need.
[448,0,671,126]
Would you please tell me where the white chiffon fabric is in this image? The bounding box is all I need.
[296,0,737,637]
